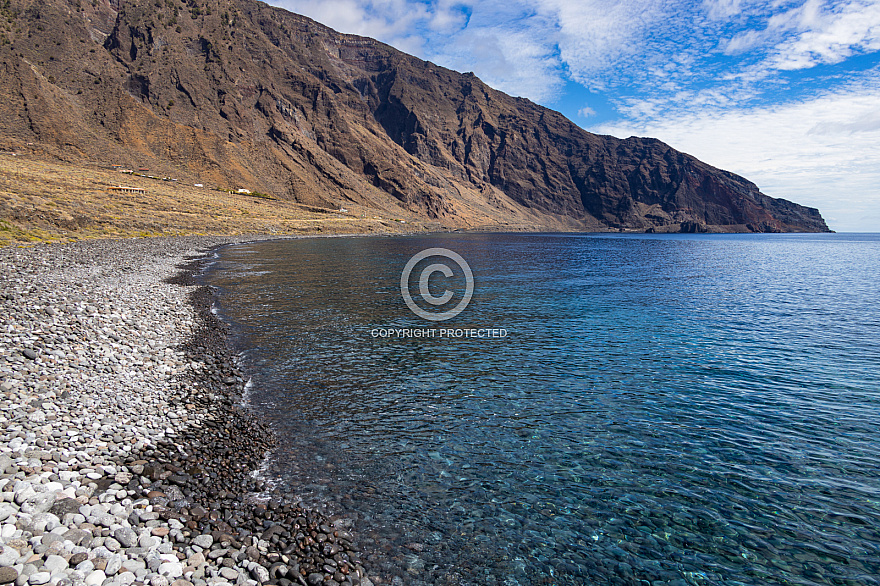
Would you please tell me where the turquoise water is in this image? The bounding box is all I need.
[205,233,880,585]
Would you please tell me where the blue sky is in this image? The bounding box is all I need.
[270,0,880,231]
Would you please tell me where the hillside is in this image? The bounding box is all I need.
[0,0,830,236]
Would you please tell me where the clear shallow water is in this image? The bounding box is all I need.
[204,233,880,585]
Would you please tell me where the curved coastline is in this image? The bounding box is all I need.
[0,236,374,586]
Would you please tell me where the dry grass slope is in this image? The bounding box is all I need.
[0,153,438,246]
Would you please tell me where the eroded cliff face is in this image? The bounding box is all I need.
[0,0,829,232]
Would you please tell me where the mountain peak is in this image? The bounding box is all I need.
[0,0,829,233]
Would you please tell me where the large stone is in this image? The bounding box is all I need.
[218,569,238,581]
[61,529,91,546]
[0,547,18,567]
[0,505,15,523]
[41,556,67,575]
[27,573,49,586]
[138,536,159,549]
[38,534,63,552]
[249,566,268,584]
[114,472,132,485]
[48,499,82,519]
[84,571,106,586]
[105,555,123,576]
[0,568,17,585]
[13,485,37,506]
[21,493,56,516]
[74,561,94,575]
[191,535,212,549]
[113,528,137,549]
[158,563,183,579]
[15,564,37,586]
[94,514,115,528]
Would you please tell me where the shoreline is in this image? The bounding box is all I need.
[0,236,373,586]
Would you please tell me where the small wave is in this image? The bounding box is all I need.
[246,449,280,503]
[195,249,222,276]
[240,377,254,407]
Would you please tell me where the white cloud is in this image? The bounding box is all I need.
[724,28,774,54]
[270,0,455,57]
[767,1,880,70]
[270,0,703,101]
[531,0,666,87]
[593,72,880,232]
[428,19,565,100]
[578,106,597,117]
[719,1,880,73]
[269,0,880,101]
[703,0,751,20]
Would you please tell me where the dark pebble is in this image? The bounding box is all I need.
[268,563,287,579]
[49,498,83,518]
[107,262,376,586]
[168,474,190,486]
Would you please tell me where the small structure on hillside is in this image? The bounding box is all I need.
[108,185,145,194]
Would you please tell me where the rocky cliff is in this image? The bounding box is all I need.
[0,0,830,232]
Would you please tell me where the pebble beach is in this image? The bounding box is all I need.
[0,237,372,586]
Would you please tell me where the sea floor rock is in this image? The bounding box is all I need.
[0,237,372,586]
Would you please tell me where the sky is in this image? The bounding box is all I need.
[269,0,880,231]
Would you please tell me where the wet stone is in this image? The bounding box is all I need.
[0,238,377,586]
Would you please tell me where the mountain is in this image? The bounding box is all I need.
[0,0,830,233]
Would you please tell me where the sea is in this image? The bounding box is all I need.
[202,232,880,585]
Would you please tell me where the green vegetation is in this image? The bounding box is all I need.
[0,219,58,245]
